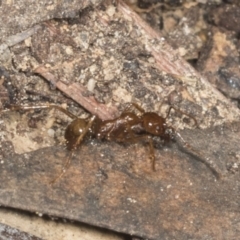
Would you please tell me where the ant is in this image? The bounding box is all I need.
[2,102,220,184]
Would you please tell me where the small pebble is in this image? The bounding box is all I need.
[87,78,96,92]
[47,128,55,137]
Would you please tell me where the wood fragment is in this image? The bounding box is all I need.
[118,0,240,124]
[34,65,118,120]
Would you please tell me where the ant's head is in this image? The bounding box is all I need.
[142,112,166,136]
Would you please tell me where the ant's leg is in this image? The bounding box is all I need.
[49,151,74,185]
[134,136,155,171]
[123,123,159,171]
[166,106,199,128]
[72,115,96,149]
[50,115,96,185]
[122,102,145,115]
[117,133,156,171]
[146,136,155,171]
[2,104,77,119]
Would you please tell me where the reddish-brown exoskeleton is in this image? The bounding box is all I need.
[65,103,176,170]
[2,103,196,183]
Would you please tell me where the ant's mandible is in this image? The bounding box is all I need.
[2,102,198,183]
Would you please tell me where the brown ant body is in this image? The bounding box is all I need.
[3,102,220,184]
[65,103,175,171]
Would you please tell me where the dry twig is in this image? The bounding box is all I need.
[34,65,118,120]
